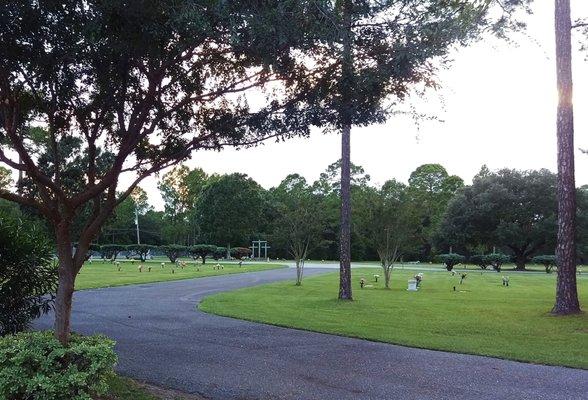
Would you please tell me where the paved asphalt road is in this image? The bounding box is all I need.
[34,267,588,400]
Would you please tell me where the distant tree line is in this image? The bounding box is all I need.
[87,162,587,271]
[5,161,586,271]
[90,243,251,264]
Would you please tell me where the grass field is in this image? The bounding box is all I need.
[76,260,284,290]
[200,268,588,369]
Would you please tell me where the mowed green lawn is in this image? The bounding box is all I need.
[76,260,284,290]
[200,268,588,369]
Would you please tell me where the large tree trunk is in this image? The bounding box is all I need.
[54,260,76,345]
[338,0,353,301]
[339,122,353,299]
[54,224,77,345]
[514,254,527,271]
[553,0,581,314]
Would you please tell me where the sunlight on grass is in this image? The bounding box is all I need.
[199,268,588,369]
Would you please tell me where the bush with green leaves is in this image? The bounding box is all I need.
[126,244,154,262]
[230,247,252,260]
[160,244,187,263]
[436,253,465,271]
[469,255,490,270]
[532,255,557,273]
[0,216,57,336]
[189,244,218,264]
[0,331,117,399]
[100,244,126,261]
[486,253,511,272]
[213,246,227,260]
[469,253,510,272]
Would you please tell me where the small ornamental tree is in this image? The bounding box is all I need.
[271,174,325,286]
[0,216,57,335]
[100,244,125,261]
[437,253,465,272]
[469,255,490,270]
[355,181,411,289]
[230,247,252,260]
[126,244,154,263]
[533,255,558,274]
[213,247,227,260]
[160,245,187,263]
[189,244,218,264]
[486,253,511,272]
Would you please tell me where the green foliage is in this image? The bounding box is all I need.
[213,247,227,260]
[100,244,126,260]
[159,244,188,263]
[485,253,511,272]
[470,253,510,272]
[189,244,218,264]
[0,331,117,400]
[0,215,56,336]
[438,168,558,269]
[532,255,558,274]
[353,182,412,287]
[125,244,155,262]
[407,164,464,261]
[158,166,211,245]
[196,174,267,246]
[469,255,490,270]
[436,253,465,271]
[230,247,252,260]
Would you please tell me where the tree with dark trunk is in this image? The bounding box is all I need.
[437,168,558,269]
[338,0,354,300]
[189,245,218,264]
[309,0,530,300]
[552,0,581,314]
[0,0,333,345]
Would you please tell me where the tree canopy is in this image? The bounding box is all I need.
[437,168,558,269]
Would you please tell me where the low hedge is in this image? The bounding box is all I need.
[0,331,117,400]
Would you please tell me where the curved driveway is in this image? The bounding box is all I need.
[34,268,587,400]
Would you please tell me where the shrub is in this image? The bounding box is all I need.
[100,244,126,261]
[160,244,188,263]
[0,331,117,400]
[486,253,511,272]
[436,253,465,271]
[189,244,218,264]
[230,247,252,260]
[532,255,557,273]
[469,253,510,272]
[469,254,489,270]
[126,244,154,262]
[0,216,57,336]
[213,246,227,260]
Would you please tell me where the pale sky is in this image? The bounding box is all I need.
[131,1,588,210]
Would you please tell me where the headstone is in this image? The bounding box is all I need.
[407,279,418,291]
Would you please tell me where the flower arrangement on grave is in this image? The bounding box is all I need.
[360,278,366,289]
[459,273,467,284]
[161,262,165,268]
[373,274,380,283]
[138,265,143,272]
[414,273,423,287]
[502,276,510,286]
